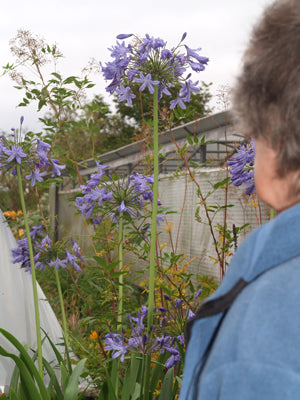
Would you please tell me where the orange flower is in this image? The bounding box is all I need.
[89,330,98,340]
[18,229,25,237]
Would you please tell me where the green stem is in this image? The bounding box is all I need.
[117,215,123,332]
[16,165,43,377]
[270,207,274,220]
[54,269,71,369]
[144,85,159,400]
[147,85,159,328]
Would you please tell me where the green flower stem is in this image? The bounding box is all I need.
[147,85,159,329]
[144,85,159,400]
[16,165,43,377]
[117,214,123,332]
[270,207,274,220]
[54,269,71,368]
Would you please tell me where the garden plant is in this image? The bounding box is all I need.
[0,29,260,399]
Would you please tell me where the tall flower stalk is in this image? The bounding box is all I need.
[55,269,71,366]
[147,85,159,330]
[117,214,124,332]
[16,164,43,377]
[143,86,159,400]
[101,32,209,398]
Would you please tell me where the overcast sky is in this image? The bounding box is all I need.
[1,0,274,133]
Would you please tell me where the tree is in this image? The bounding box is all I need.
[57,95,135,162]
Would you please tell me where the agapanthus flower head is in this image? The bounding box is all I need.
[0,122,65,187]
[104,305,182,369]
[228,139,255,195]
[101,32,208,110]
[75,164,159,227]
[12,224,85,273]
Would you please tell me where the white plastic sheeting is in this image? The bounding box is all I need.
[0,210,64,392]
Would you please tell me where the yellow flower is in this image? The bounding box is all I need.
[96,250,106,257]
[164,221,175,233]
[160,242,167,251]
[248,198,258,207]
[17,210,23,216]
[89,331,98,340]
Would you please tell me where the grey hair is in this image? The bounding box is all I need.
[233,0,300,177]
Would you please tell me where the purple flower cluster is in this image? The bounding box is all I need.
[12,225,84,272]
[104,305,183,369]
[75,164,157,225]
[227,139,255,195]
[0,117,65,185]
[101,32,209,110]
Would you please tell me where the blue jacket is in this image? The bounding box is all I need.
[180,202,300,400]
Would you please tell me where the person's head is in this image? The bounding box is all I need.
[233,0,300,211]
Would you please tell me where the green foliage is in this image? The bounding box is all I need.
[0,328,86,400]
[99,352,179,400]
[53,95,136,162]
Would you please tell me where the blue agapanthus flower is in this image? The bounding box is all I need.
[12,225,85,273]
[75,164,159,226]
[227,139,255,196]
[104,305,182,369]
[101,32,208,110]
[0,117,66,185]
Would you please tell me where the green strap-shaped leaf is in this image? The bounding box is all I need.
[0,328,50,400]
[10,364,20,394]
[158,367,174,400]
[42,357,64,400]
[149,352,169,395]
[64,358,86,400]
[60,362,70,392]
[0,346,43,400]
[121,353,142,400]
[101,368,118,400]
[9,387,19,400]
